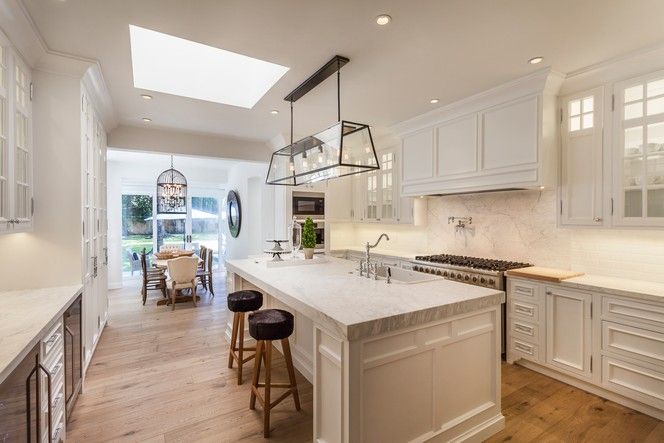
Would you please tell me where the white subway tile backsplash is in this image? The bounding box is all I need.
[332,189,664,284]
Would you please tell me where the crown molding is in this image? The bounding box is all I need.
[0,0,118,129]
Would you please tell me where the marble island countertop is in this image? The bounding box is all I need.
[0,284,83,384]
[226,256,504,340]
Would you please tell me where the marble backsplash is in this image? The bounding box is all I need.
[332,189,664,283]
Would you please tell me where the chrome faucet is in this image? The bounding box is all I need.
[359,233,390,279]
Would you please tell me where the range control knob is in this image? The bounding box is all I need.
[436,270,442,276]
[488,278,495,285]
[464,275,470,281]
[443,271,449,277]
[425,268,431,274]
[457,273,463,279]
[480,277,486,284]
[472,276,478,283]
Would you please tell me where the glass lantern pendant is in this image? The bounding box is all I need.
[157,155,187,214]
[266,55,380,186]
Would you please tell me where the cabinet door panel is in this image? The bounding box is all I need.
[0,344,39,442]
[402,129,434,182]
[325,176,352,222]
[545,287,592,378]
[561,88,603,226]
[436,115,477,176]
[482,96,538,171]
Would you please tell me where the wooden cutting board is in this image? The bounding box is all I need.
[505,266,584,282]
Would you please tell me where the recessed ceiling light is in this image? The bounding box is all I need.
[430,98,439,104]
[528,56,544,65]
[142,117,152,123]
[270,109,279,115]
[141,94,153,100]
[129,25,289,108]
[376,14,391,25]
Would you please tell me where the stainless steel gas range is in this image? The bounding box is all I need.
[410,254,531,291]
[410,254,532,356]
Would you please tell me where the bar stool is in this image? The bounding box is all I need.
[227,290,263,384]
[248,309,301,438]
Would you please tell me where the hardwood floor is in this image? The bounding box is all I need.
[67,273,664,442]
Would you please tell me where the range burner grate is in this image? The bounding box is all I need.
[414,254,531,272]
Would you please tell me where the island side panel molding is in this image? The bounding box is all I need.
[357,306,504,442]
[314,325,347,443]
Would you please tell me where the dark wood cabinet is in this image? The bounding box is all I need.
[0,344,40,442]
[64,294,82,420]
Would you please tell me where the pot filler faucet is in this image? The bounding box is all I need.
[360,233,390,279]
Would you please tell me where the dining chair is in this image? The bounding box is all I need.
[140,249,167,305]
[166,256,199,310]
[127,248,142,276]
[198,246,207,272]
[197,248,214,297]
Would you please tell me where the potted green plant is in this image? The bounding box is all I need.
[301,217,316,259]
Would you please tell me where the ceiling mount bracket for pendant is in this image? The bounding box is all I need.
[266,55,380,187]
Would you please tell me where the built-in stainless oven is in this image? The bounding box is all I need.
[292,192,325,218]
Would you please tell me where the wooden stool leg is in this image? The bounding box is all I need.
[281,338,301,411]
[228,313,239,369]
[250,340,263,410]
[237,313,245,384]
[263,341,272,438]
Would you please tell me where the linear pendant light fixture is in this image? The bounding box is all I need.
[266,55,380,186]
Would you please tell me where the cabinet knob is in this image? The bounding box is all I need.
[546,290,552,295]
[593,217,602,222]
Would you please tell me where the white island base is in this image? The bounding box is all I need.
[227,259,504,442]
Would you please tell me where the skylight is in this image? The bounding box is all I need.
[129,25,289,108]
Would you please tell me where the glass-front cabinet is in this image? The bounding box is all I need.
[357,148,398,223]
[0,33,33,234]
[614,71,664,226]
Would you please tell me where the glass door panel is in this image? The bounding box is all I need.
[191,196,220,269]
[647,121,664,217]
[157,216,185,251]
[122,194,153,274]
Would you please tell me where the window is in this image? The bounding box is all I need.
[569,96,594,132]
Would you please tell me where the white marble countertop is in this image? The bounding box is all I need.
[0,284,83,384]
[329,246,421,260]
[559,274,664,302]
[226,257,503,340]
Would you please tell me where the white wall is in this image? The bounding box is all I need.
[223,162,274,260]
[0,70,82,290]
[109,125,272,163]
[330,189,664,284]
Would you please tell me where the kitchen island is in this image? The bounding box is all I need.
[226,257,505,442]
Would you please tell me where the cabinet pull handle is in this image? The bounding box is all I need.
[26,355,53,443]
[515,305,533,315]
[545,290,553,295]
[64,324,75,403]
[593,217,602,222]
[514,324,533,335]
[514,342,534,355]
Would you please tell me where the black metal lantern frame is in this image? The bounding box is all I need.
[266,55,380,186]
[157,156,187,214]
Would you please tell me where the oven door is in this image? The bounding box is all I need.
[292,196,325,217]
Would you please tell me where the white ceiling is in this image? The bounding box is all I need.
[107,149,242,171]
[22,0,664,144]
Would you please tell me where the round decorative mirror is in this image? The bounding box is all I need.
[227,190,242,238]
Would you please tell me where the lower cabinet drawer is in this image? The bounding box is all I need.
[510,299,540,323]
[511,339,539,363]
[510,319,539,343]
[601,355,664,410]
[602,321,664,366]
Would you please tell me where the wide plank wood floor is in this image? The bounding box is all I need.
[67,271,664,442]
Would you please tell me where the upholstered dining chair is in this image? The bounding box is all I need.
[166,256,199,311]
[196,248,214,296]
[140,249,167,305]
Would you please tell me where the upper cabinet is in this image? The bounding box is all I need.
[559,87,604,226]
[0,39,33,234]
[613,70,664,227]
[396,69,562,197]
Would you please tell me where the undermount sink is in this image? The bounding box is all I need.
[353,265,443,284]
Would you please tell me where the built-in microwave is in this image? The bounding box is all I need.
[292,193,325,217]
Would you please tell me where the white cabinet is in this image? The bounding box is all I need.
[612,69,664,227]
[324,175,352,222]
[0,39,33,234]
[436,115,477,177]
[545,286,593,378]
[481,95,539,171]
[560,87,604,226]
[397,69,560,197]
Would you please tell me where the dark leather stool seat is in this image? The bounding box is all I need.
[227,290,263,312]
[249,309,300,437]
[248,309,294,341]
